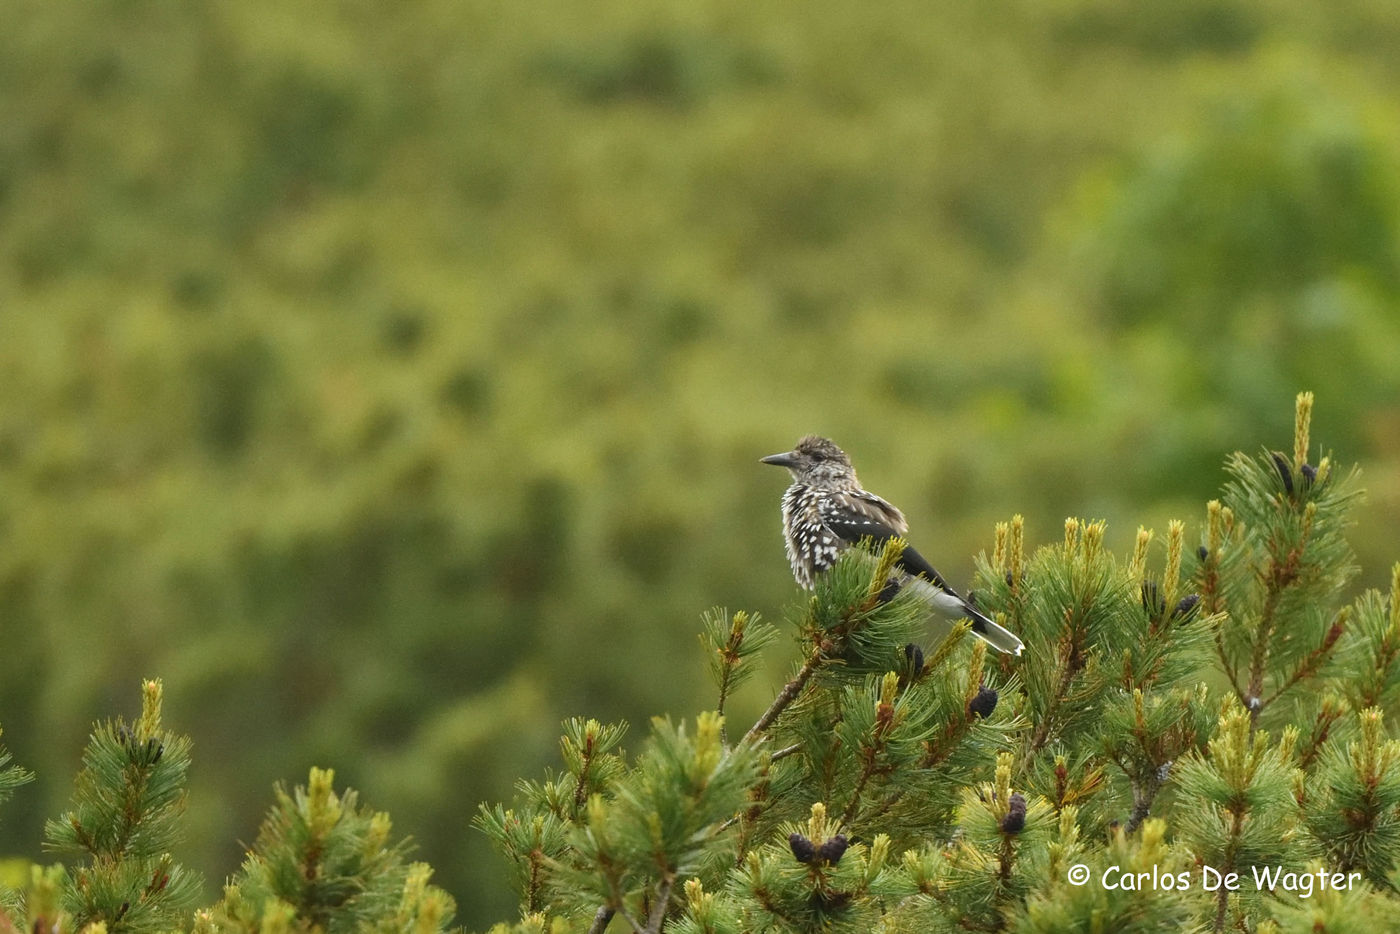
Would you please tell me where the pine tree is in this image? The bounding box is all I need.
[0,727,35,922]
[974,514,1217,836]
[3,392,1399,934]
[477,393,1400,933]
[43,679,203,934]
[1173,701,1301,931]
[201,766,456,934]
[1301,707,1400,886]
[1009,817,1201,934]
[1,683,455,934]
[0,728,31,817]
[1200,392,1361,733]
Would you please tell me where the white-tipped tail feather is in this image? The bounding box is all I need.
[905,575,1025,656]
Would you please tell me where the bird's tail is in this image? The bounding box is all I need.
[904,575,1024,656]
[961,605,1024,656]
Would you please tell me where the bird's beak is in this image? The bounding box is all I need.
[760,451,798,468]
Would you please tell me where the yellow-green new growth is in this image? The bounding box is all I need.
[1391,562,1400,634]
[1164,520,1185,608]
[1294,391,1314,470]
[1133,818,1169,873]
[1208,703,1274,789]
[307,766,343,838]
[1277,725,1299,765]
[364,811,393,859]
[683,877,711,912]
[1061,516,1106,564]
[867,537,908,604]
[1081,520,1105,563]
[1130,526,1154,581]
[692,711,724,780]
[1207,499,1224,556]
[138,678,163,742]
[1350,708,1399,786]
[994,515,1025,581]
[804,802,833,845]
[1009,514,1025,584]
[1042,804,1081,883]
[994,751,1014,813]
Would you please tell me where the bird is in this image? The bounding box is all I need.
[761,435,1024,656]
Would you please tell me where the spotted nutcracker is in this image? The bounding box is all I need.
[761,435,1023,655]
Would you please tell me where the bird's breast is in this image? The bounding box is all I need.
[780,485,843,587]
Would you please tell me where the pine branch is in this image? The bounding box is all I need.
[1125,789,1152,836]
[587,905,615,934]
[44,680,203,934]
[1243,548,1303,724]
[616,904,645,934]
[1260,610,1347,713]
[644,876,674,934]
[832,672,902,830]
[702,609,777,747]
[769,742,802,762]
[1020,634,1084,773]
[1213,807,1242,934]
[1297,696,1346,771]
[0,728,34,816]
[743,644,825,745]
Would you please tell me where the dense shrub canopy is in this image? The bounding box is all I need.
[3,2,1400,927]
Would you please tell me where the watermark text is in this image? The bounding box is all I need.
[1066,864,1363,898]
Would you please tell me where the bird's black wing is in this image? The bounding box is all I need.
[887,542,957,595]
[820,490,1024,655]
[819,492,957,594]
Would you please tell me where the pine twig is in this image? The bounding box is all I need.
[644,877,674,934]
[1020,633,1083,772]
[743,644,825,744]
[770,742,802,762]
[1243,568,1288,723]
[713,614,744,746]
[617,906,645,934]
[1259,610,1347,713]
[1124,784,1154,835]
[587,906,614,934]
[1213,626,1243,702]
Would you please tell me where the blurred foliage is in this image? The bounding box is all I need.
[2,0,1400,928]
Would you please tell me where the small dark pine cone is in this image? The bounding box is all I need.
[819,834,849,865]
[789,833,816,864]
[876,579,902,604]
[969,684,999,719]
[904,643,925,672]
[1001,793,1027,833]
[1271,451,1294,494]
[1197,545,1209,562]
[1301,463,1317,485]
[1172,594,1201,621]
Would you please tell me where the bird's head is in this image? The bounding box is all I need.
[761,435,857,488]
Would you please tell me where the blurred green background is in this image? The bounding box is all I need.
[4,0,1400,927]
